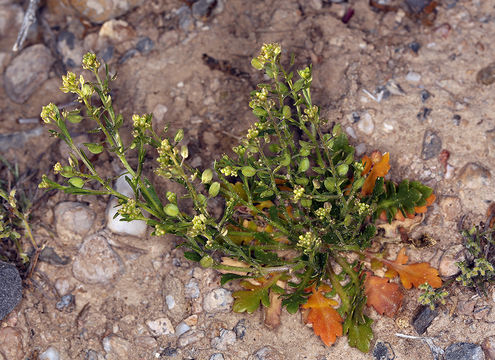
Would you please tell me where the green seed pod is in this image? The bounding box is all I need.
[251,58,263,70]
[209,182,220,197]
[180,145,189,159]
[201,169,213,184]
[164,203,179,217]
[301,199,312,208]
[324,178,336,192]
[68,177,84,188]
[174,129,184,143]
[337,164,349,177]
[282,105,291,119]
[200,255,214,268]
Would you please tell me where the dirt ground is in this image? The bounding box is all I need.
[1,0,495,359]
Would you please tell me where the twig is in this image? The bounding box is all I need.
[395,333,444,360]
[12,0,41,52]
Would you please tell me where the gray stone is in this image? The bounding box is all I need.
[411,305,438,335]
[55,294,75,311]
[146,317,174,336]
[4,44,55,103]
[210,354,225,360]
[85,349,104,360]
[177,330,205,347]
[211,329,236,350]
[185,279,200,299]
[59,0,145,24]
[421,129,442,160]
[457,163,491,189]
[373,341,394,360]
[0,261,22,321]
[54,202,96,245]
[39,247,70,266]
[175,322,190,337]
[136,36,154,54]
[72,232,124,284]
[177,6,194,32]
[192,0,216,18]
[234,319,246,339]
[444,342,485,360]
[203,288,233,313]
[249,346,283,360]
[357,112,374,135]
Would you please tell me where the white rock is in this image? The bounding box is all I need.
[210,354,225,360]
[177,330,205,347]
[146,317,175,336]
[357,113,374,135]
[211,329,236,350]
[39,347,60,360]
[185,279,200,299]
[203,288,233,313]
[106,197,147,237]
[355,143,367,156]
[54,202,96,245]
[72,232,124,284]
[152,104,168,123]
[175,322,190,336]
[54,278,71,296]
[406,71,421,82]
[345,126,356,139]
[165,295,175,310]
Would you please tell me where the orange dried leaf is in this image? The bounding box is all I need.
[302,285,343,346]
[364,273,403,317]
[381,248,442,289]
[361,152,391,195]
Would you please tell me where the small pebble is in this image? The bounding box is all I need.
[192,0,217,19]
[175,322,191,337]
[54,201,96,245]
[482,336,495,360]
[249,346,284,360]
[203,288,233,313]
[102,335,131,357]
[452,114,461,126]
[477,63,495,85]
[357,112,374,135]
[444,342,485,360]
[146,317,175,336]
[411,305,438,335]
[166,295,175,310]
[234,319,246,339]
[439,196,461,222]
[421,129,442,160]
[185,279,200,299]
[457,163,492,189]
[210,354,225,360]
[56,294,75,311]
[160,347,178,356]
[351,112,360,123]
[409,41,421,54]
[355,143,366,156]
[416,107,432,123]
[438,244,464,277]
[211,329,236,350]
[54,278,71,296]
[136,36,154,54]
[406,71,421,82]
[345,126,356,139]
[373,341,394,360]
[177,330,205,347]
[421,90,431,102]
[177,6,194,32]
[39,347,60,360]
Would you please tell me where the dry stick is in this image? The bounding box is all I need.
[12,0,41,52]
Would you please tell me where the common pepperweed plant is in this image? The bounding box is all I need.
[40,46,440,352]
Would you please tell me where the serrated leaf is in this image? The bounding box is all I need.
[380,248,442,289]
[364,273,403,317]
[302,285,343,346]
[346,315,373,353]
[232,274,282,314]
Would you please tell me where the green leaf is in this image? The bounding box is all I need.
[260,189,274,198]
[253,107,268,117]
[183,251,202,262]
[84,143,104,154]
[66,113,82,123]
[298,158,310,173]
[201,169,213,184]
[68,177,84,188]
[282,105,291,119]
[293,79,304,92]
[280,153,291,166]
[232,274,282,313]
[209,182,221,197]
[221,273,244,286]
[242,166,256,177]
[345,315,373,353]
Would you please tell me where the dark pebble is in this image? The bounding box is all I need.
[405,0,433,13]
[192,0,217,19]
[411,305,438,334]
[160,347,178,356]
[373,341,394,360]
[444,342,485,360]
[421,89,431,102]
[352,112,361,123]
[409,41,421,54]
[0,261,22,321]
[234,319,246,340]
[85,350,103,360]
[376,85,391,100]
[118,49,138,64]
[56,294,75,311]
[453,114,461,126]
[136,36,154,55]
[39,246,71,266]
[476,62,495,85]
[421,129,442,160]
[417,107,432,122]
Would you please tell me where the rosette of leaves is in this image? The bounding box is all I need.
[39,45,436,352]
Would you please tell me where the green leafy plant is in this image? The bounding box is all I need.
[0,156,37,268]
[39,46,438,352]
